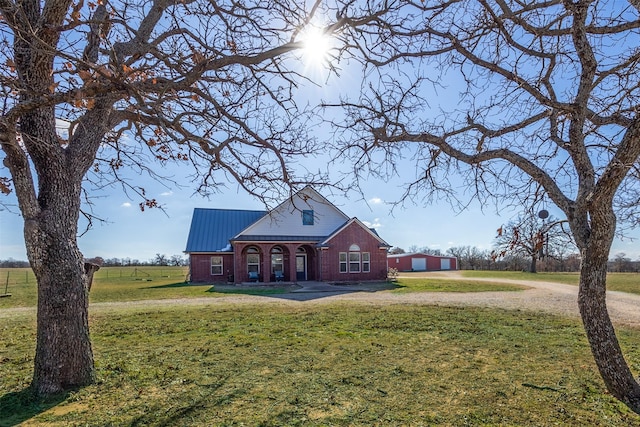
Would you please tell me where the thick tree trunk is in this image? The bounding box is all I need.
[31,242,94,396]
[528,255,537,273]
[578,241,640,414]
[14,83,110,398]
[26,179,95,396]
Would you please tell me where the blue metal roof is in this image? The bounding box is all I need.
[184,208,266,253]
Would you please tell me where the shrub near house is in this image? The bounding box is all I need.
[185,186,391,284]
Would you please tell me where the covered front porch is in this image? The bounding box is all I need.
[231,241,319,284]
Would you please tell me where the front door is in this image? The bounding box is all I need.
[296,255,307,281]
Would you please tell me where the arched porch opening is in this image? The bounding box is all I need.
[292,244,317,281]
[269,245,290,282]
[242,245,261,282]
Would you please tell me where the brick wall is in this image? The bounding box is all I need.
[321,222,388,282]
[189,253,234,283]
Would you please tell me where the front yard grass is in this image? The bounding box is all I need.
[392,277,527,293]
[1,303,639,426]
[0,266,193,308]
[0,267,527,309]
[2,268,638,310]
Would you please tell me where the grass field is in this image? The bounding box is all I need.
[0,266,529,309]
[2,303,640,426]
[3,268,638,307]
[1,267,640,425]
[0,266,191,308]
[391,278,527,293]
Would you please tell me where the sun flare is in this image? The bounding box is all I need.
[301,26,332,66]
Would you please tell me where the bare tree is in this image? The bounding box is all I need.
[447,245,490,270]
[407,244,420,253]
[611,252,633,273]
[422,248,442,256]
[169,254,184,266]
[328,0,640,413]
[407,244,441,254]
[492,216,575,273]
[0,0,379,397]
[153,253,168,266]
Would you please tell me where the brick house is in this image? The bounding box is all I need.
[185,186,391,283]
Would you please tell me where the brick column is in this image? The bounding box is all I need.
[262,246,271,283]
[233,243,243,284]
[288,244,298,283]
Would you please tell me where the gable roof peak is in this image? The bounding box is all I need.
[234,186,351,239]
[320,216,391,249]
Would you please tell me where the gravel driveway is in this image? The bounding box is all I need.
[380,271,640,329]
[2,271,639,329]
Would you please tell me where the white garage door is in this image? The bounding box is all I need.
[441,259,451,270]
[411,258,427,271]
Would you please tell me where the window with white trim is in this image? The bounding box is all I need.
[339,245,371,274]
[247,246,260,274]
[349,252,361,272]
[339,252,347,273]
[271,246,284,274]
[362,252,370,272]
[211,256,223,275]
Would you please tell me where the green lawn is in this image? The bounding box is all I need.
[1,303,639,426]
[0,266,528,309]
[392,277,527,293]
[1,267,640,424]
[0,266,198,308]
[1,268,638,310]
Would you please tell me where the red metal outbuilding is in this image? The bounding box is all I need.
[387,253,458,272]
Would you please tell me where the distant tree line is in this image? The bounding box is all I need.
[389,246,640,273]
[0,254,188,268]
[90,254,188,267]
[0,258,30,268]
[609,253,640,273]
[3,250,638,272]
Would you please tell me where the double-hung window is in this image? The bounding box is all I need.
[349,252,361,272]
[339,245,371,274]
[362,252,370,272]
[271,246,284,274]
[339,252,347,273]
[247,247,260,274]
[211,256,223,275]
